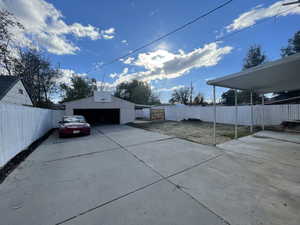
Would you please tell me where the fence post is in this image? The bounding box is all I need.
[262,94,265,130]
[250,91,253,133]
[213,85,216,146]
[235,89,238,139]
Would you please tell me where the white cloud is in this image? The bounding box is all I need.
[56,69,87,85]
[102,34,114,40]
[156,85,185,92]
[226,1,300,32]
[113,42,233,85]
[108,67,129,80]
[120,56,135,64]
[0,0,116,54]
[104,27,115,34]
[101,28,115,39]
[65,43,232,92]
[69,23,102,40]
[57,68,116,93]
[96,81,116,91]
[205,77,216,82]
[109,73,118,79]
[121,39,128,45]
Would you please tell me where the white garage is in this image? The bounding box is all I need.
[64,92,135,125]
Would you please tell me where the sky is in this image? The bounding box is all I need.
[0,0,299,103]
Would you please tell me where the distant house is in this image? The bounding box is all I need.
[0,76,33,106]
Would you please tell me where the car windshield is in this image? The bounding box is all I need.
[63,116,86,123]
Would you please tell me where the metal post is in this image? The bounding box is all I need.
[235,89,238,139]
[262,94,265,130]
[297,104,300,120]
[213,85,216,146]
[250,91,253,133]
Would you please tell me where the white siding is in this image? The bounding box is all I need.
[0,103,64,167]
[64,96,135,124]
[1,80,33,106]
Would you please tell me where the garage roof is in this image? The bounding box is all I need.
[207,53,300,93]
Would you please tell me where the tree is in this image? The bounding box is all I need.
[243,45,266,70]
[221,45,266,105]
[169,88,206,105]
[114,80,160,105]
[221,89,261,106]
[169,87,190,105]
[221,89,235,106]
[241,45,265,104]
[281,30,300,57]
[13,49,60,107]
[0,10,60,108]
[277,30,300,100]
[0,10,23,75]
[60,76,96,102]
[193,93,205,105]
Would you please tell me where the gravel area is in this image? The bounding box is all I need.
[129,120,259,145]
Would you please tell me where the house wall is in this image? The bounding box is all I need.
[64,96,135,124]
[1,80,32,106]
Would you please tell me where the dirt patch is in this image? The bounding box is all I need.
[129,120,261,145]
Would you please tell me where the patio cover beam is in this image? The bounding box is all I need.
[207,53,300,94]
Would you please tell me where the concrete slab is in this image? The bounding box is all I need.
[0,149,161,225]
[254,130,300,144]
[29,134,120,162]
[96,125,171,146]
[170,152,300,225]
[64,180,227,225]
[127,138,222,177]
[95,125,138,134]
[43,128,103,145]
[218,136,300,167]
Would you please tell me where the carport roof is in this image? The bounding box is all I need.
[207,53,300,93]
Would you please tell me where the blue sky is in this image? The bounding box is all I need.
[1,0,299,102]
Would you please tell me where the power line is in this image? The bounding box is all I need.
[97,1,298,92]
[191,4,299,86]
[153,4,299,96]
[94,0,233,71]
[283,0,300,6]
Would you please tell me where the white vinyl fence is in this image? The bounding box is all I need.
[0,103,64,167]
[152,104,300,126]
[135,108,150,119]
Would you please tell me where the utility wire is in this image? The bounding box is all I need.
[97,1,297,92]
[191,4,299,86]
[95,0,233,71]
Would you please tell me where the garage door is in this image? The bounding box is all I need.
[73,109,120,125]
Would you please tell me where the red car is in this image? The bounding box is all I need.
[58,115,91,138]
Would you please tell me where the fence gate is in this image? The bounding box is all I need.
[150,109,165,121]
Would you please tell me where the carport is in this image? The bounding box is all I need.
[64,92,135,125]
[207,53,300,145]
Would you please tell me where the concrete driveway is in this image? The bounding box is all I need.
[0,126,299,225]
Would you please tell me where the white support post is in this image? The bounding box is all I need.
[250,91,253,133]
[262,94,265,130]
[213,85,216,146]
[235,89,238,139]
